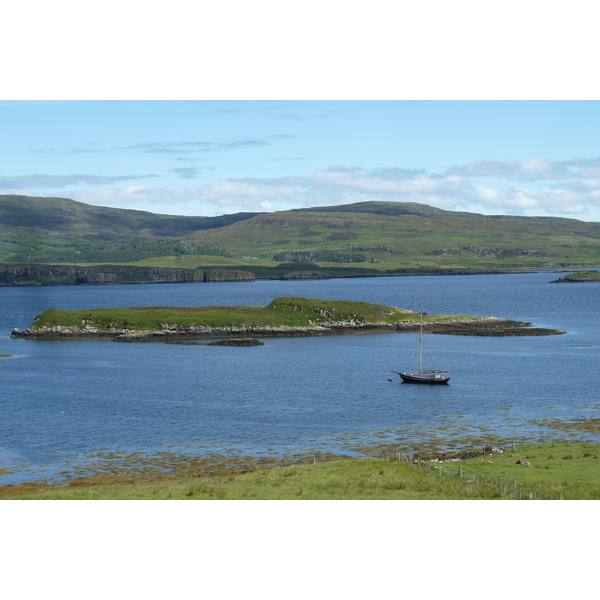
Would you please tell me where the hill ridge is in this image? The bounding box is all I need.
[1,195,598,275]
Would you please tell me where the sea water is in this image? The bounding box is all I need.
[0,272,598,485]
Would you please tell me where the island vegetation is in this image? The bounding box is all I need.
[11,297,563,341]
[551,270,600,282]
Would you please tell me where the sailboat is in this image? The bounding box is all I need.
[392,305,450,384]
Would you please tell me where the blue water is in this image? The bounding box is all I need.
[1,272,598,485]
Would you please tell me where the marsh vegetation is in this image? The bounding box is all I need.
[5,444,599,500]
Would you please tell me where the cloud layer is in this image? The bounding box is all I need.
[2,157,600,219]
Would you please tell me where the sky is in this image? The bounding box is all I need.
[2,100,600,222]
[2,3,600,224]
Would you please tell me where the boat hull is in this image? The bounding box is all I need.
[398,372,450,384]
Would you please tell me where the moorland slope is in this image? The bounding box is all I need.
[1,195,598,283]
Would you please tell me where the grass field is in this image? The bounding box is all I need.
[5,444,599,500]
[25,297,480,333]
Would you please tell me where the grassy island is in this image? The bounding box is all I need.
[25,297,422,331]
[12,297,564,340]
[552,271,600,283]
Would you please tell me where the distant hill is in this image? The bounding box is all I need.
[186,200,600,271]
[0,195,262,263]
[1,195,599,277]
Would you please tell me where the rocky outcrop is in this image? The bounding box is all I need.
[431,246,558,258]
[11,316,565,342]
[280,272,332,280]
[551,272,600,283]
[428,321,566,336]
[204,269,255,282]
[208,338,263,346]
[0,264,255,286]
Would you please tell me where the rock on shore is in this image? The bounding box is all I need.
[11,316,565,342]
[550,271,600,283]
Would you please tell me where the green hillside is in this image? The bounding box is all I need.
[0,195,260,263]
[185,201,600,271]
[1,195,599,277]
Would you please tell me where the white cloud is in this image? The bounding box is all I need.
[0,173,157,189]
[520,157,553,173]
[445,157,578,181]
[469,185,600,215]
[472,186,540,209]
[8,158,600,221]
[310,168,468,195]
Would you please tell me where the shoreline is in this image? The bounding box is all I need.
[11,317,566,341]
[2,263,598,287]
[2,440,598,500]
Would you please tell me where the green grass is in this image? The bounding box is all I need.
[555,271,600,282]
[28,297,479,332]
[2,196,599,274]
[187,204,600,268]
[6,444,599,500]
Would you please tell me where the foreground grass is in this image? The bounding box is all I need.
[7,444,600,500]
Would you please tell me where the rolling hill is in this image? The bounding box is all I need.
[1,195,599,282]
[0,195,262,263]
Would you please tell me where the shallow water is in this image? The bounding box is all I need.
[1,272,598,485]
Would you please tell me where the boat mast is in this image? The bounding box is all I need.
[418,303,423,374]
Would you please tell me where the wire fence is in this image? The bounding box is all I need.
[373,444,564,500]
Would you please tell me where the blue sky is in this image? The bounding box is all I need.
[2,100,600,221]
[2,2,599,222]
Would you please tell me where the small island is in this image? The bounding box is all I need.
[551,271,600,283]
[11,297,565,342]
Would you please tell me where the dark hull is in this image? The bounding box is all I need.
[399,373,450,384]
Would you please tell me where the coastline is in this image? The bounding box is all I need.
[11,317,565,341]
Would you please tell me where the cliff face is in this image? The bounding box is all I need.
[204,269,256,282]
[0,264,255,286]
[280,272,332,280]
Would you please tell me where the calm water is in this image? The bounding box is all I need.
[1,272,598,485]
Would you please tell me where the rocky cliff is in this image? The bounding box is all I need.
[0,264,255,285]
